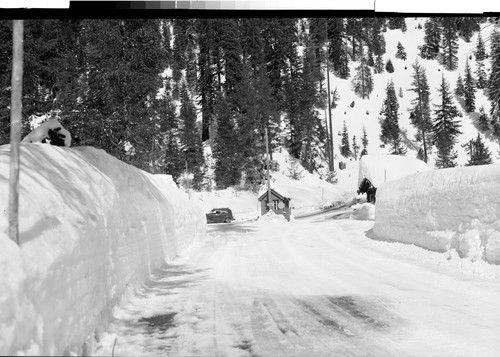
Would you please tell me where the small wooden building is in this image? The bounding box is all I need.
[258,188,292,221]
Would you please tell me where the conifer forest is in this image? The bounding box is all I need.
[1,17,499,189]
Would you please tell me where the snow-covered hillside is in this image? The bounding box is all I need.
[329,18,500,167]
[0,144,206,355]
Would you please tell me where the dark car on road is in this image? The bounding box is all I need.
[206,208,234,223]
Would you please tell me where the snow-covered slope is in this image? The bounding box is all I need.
[0,144,206,355]
[329,18,500,167]
[372,163,500,264]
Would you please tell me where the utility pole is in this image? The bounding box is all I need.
[325,21,335,172]
[265,127,272,212]
[9,20,24,246]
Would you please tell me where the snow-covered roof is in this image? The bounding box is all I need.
[358,154,433,187]
[258,183,292,200]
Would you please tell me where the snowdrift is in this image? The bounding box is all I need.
[0,144,206,355]
[372,163,500,264]
[357,154,433,188]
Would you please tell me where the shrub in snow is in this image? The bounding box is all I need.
[22,119,71,147]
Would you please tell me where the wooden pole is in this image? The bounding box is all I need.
[265,127,272,212]
[325,21,334,172]
[9,20,24,246]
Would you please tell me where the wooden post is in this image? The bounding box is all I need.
[9,20,24,246]
[265,127,272,212]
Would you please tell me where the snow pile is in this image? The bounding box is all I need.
[22,119,72,147]
[357,154,433,187]
[373,163,500,264]
[351,203,376,221]
[0,144,206,355]
[256,209,288,223]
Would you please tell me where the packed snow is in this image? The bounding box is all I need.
[357,154,433,187]
[0,144,206,355]
[373,163,500,264]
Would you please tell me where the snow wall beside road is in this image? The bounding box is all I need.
[372,163,500,264]
[0,144,206,355]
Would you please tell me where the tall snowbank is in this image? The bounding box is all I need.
[372,164,500,264]
[0,144,206,355]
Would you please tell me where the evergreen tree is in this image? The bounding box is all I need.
[361,125,369,156]
[488,30,500,140]
[433,76,462,168]
[463,133,493,166]
[380,80,405,154]
[463,58,476,112]
[0,21,11,144]
[476,59,487,89]
[345,18,364,61]
[419,18,441,60]
[398,86,404,98]
[477,106,489,131]
[410,61,433,162]
[441,17,459,71]
[455,73,465,96]
[340,121,352,157]
[385,58,395,73]
[374,54,385,74]
[388,17,406,30]
[328,18,350,79]
[475,31,486,61]
[179,83,205,189]
[352,135,360,160]
[156,92,184,182]
[456,17,481,42]
[352,55,374,99]
[395,41,407,60]
[212,95,241,188]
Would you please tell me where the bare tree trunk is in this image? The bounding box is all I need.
[9,20,24,246]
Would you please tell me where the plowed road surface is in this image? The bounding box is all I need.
[96,218,500,357]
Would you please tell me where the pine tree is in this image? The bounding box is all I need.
[374,54,385,74]
[179,84,205,189]
[410,61,433,163]
[419,18,441,60]
[352,55,374,99]
[398,86,404,98]
[395,41,407,60]
[456,17,481,43]
[328,18,350,79]
[441,18,459,71]
[463,58,476,112]
[476,59,487,89]
[488,30,500,140]
[352,135,360,160]
[477,106,490,131]
[433,76,462,168]
[475,31,486,61]
[340,121,352,157]
[388,18,406,30]
[385,58,395,73]
[380,80,405,154]
[360,125,368,156]
[213,95,241,188]
[463,133,493,166]
[455,74,465,96]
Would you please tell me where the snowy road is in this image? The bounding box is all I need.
[96,219,500,357]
